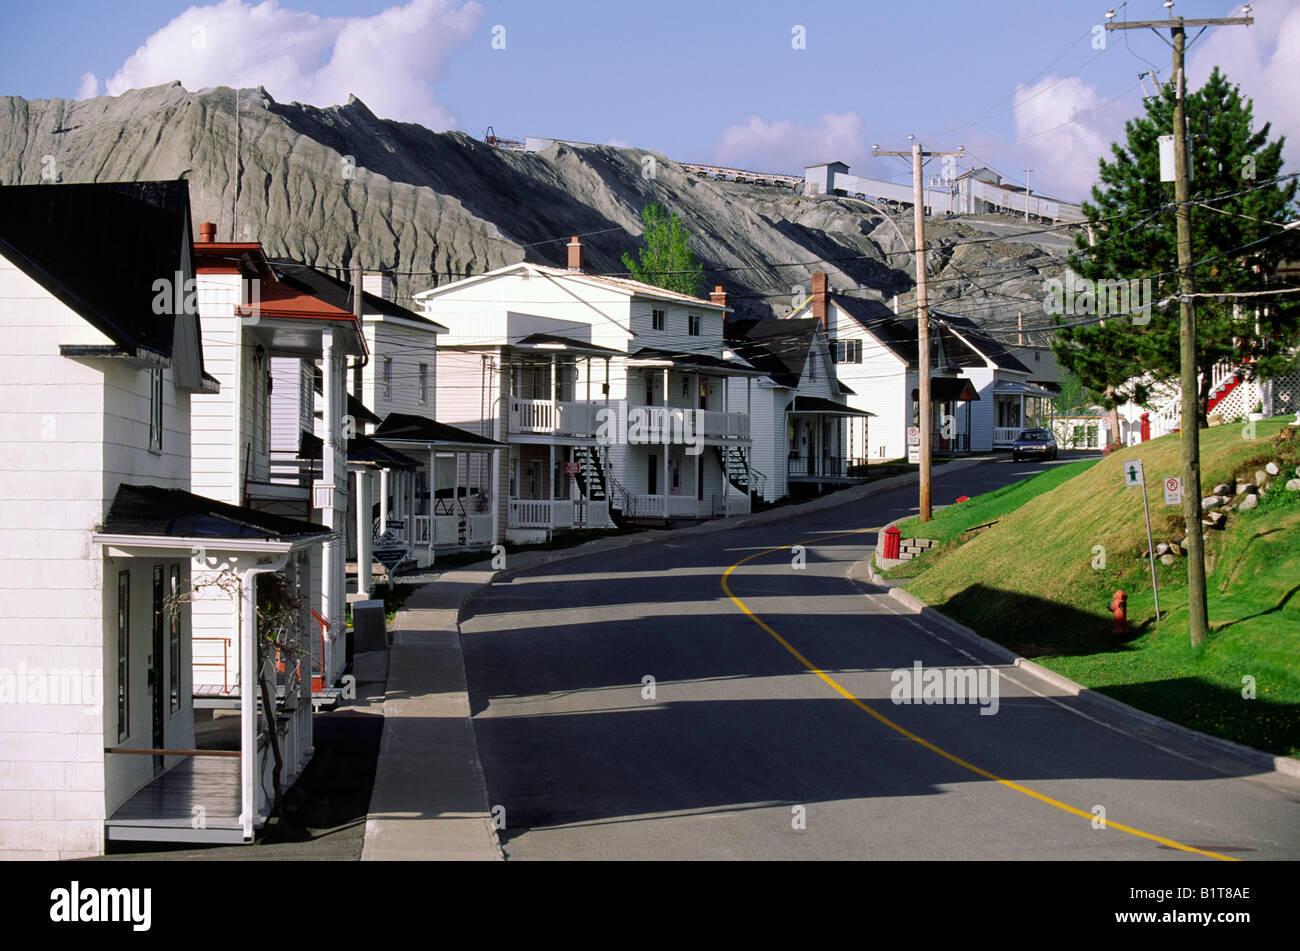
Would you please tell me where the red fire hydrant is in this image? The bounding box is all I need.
[881,525,901,560]
[1110,589,1128,635]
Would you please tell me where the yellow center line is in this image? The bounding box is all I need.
[720,527,1236,862]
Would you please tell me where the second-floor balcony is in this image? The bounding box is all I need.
[508,398,749,441]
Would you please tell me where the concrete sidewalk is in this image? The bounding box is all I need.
[360,461,989,860]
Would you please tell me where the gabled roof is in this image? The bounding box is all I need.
[0,180,197,361]
[100,484,330,542]
[724,318,822,387]
[268,261,448,333]
[933,311,1031,373]
[829,295,983,369]
[512,332,622,355]
[415,262,728,312]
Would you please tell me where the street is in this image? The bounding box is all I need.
[461,456,1300,860]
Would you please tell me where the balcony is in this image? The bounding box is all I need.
[508,398,604,436]
[625,405,750,441]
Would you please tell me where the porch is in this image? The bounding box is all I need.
[991,380,1055,448]
[787,397,873,484]
[104,753,244,844]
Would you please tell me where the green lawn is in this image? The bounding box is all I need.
[898,418,1300,757]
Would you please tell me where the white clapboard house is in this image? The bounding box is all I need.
[414,238,767,539]
[723,315,871,501]
[188,226,366,705]
[0,182,334,858]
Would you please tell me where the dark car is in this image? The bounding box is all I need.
[1011,428,1058,461]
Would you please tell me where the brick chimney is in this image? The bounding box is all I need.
[709,284,728,313]
[811,272,828,329]
[567,236,583,272]
[198,221,217,243]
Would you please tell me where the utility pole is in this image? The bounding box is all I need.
[1106,3,1253,647]
[874,138,964,522]
[1024,169,1033,221]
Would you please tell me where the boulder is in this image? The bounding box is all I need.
[1266,461,1280,476]
[1255,470,1268,486]
[1287,478,1300,492]
[1236,482,1256,496]
[1156,541,1170,555]
[1201,495,1222,509]
[1212,483,1231,496]
[1169,542,1183,556]
[1160,553,1177,566]
[1238,494,1259,511]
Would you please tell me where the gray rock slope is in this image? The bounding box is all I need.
[0,82,1069,322]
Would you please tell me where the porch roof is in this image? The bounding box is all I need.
[95,484,333,551]
[788,395,874,417]
[512,333,622,355]
[992,379,1056,398]
[628,346,764,376]
[348,433,421,470]
[927,376,981,402]
[372,412,505,450]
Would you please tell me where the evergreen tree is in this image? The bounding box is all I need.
[1052,67,1299,426]
[621,203,705,298]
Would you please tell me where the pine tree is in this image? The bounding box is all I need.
[1053,67,1300,427]
[621,203,705,298]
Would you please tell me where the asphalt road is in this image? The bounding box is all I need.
[460,455,1300,860]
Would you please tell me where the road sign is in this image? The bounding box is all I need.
[1164,476,1183,506]
[907,444,920,464]
[907,426,920,445]
[1122,459,1144,487]
[565,462,580,475]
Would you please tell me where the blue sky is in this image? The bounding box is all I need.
[2,0,1295,200]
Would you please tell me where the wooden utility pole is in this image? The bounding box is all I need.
[1107,5,1253,646]
[1024,169,1033,221]
[874,138,964,521]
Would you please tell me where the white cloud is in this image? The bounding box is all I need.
[76,72,100,100]
[604,136,632,148]
[87,0,482,129]
[707,112,870,173]
[1009,75,1131,202]
[1188,1,1300,169]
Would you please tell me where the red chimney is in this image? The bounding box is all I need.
[198,221,217,243]
[710,284,728,313]
[811,272,828,329]
[567,236,583,272]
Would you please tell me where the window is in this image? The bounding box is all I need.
[647,454,658,494]
[383,357,393,400]
[834,340,862,364]
[148,368,163,452]
[688,314,700,336]
[169,565,181,713]
[418,363,428,404]
[652,309,665,331]
[117,571,129,740]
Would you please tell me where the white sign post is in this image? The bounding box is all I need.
[1163,476,1183,506]
[1123,459,1161,621]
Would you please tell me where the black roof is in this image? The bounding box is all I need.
[933,311,1032,373]
[102,484,330,541]
[789,395,873,417]
[0,180,194,359]
[373,412,504,447]
[831,295,983,369]
[513,333,622,354]
[628,347,759,374]
[724,318,820,387]
[268,260,445,330]
[348,433,421,469]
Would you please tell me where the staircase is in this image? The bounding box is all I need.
[716,446,767,503]
[1147,360,1254,439]
[597,447,635,526]
[571,445,608,502]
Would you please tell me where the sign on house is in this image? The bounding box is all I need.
[1163,477,1183,506]
[1122,459,1144,487]
[565,462,580,475]
[907,427,920,445]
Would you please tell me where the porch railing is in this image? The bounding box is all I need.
[788,456,848,477]
[626,405,749,440]
[508,399,605,436]
[992,427,1022,447]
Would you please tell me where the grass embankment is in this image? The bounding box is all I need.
[897,418,1300,757]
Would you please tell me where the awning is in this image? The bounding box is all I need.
[372,412,505,450]
[628,346,765,376]
[992,379,1056,398]
[918,377,981,402]
[93,484,335,554]
[512,333,623,355]
[788,396,874,416]
[347,433,421,470]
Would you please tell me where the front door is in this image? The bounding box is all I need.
[150,565,165,773]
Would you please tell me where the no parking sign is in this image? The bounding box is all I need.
[1164,477,1183,506]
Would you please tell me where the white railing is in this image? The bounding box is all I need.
[508,399,604,436]
[627,406,749,441]
[507,500,575,529]
[413,515,432,545]
[993,427,1022,447]
[667,496,698,517]
[411,513,492,546]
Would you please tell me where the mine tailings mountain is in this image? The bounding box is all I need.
[0,82,1069,320]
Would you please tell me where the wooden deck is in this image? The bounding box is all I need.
[105,756,250,844]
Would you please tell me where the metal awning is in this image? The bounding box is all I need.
[372,412,505,451]
[992,380,1056,398]
[787,396,874,416]
[920,377,981,402]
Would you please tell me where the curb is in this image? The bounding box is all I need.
[859,558,1300,781]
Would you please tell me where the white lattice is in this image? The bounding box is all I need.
[1267,369,1300,415]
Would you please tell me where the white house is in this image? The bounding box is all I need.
[0,181,333,858]
[414,239,765,539]
[189,228,365,704]
[723,315,870,501]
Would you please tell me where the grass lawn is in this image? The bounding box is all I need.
[899,418,1300,757]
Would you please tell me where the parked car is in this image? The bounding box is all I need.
[1012,428,1058,461]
